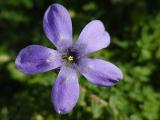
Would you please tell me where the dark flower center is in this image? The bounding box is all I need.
[62,49,78,64]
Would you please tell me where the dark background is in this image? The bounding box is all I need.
[0,0,160,120]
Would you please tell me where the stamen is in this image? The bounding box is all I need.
[67,56,74,62]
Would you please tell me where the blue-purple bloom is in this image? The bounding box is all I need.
[15,4,123,114]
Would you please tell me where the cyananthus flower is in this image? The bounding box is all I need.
[15,3,123,114]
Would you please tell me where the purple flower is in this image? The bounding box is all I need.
[15,4,123,114]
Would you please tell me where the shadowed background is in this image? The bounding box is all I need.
[0,0,160,120]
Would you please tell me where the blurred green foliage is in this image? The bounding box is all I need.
[0,0,160,120]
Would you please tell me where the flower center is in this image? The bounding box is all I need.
[62,48,79,65]
[67,55,74,62]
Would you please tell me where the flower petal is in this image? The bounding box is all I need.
[15,45,62,74]
[73,20,110,56]
[51,67,79,114]
[77,58,123,86]
[43,4,72,51]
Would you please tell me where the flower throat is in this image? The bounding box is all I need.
[62,49,78,64]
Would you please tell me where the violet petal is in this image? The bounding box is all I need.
[15,45,62,74]
[51,66,79,114]
[74,20,110,56]
[77,58,123,86]
[43,4,72,51]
